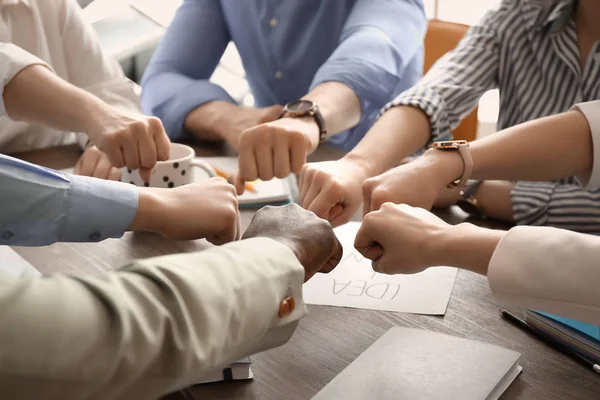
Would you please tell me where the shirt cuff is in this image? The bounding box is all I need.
[571,101,600,189]
[0,44,53,117]
[143,81,235,142]
[60,175,138,243]
[379,86,452,146]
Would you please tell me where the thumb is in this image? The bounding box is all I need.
[259,105,284,123]
[233,171,246,195]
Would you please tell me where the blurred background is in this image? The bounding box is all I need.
[81,0,501,139]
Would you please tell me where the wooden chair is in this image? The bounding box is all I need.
[424,19,478,142]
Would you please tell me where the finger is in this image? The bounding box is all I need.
[108,167,122,181]
[298,167,315,206]
[93,155,114,180]
[151,118,171,162]
[302,182,322,213]
[74,154,84,175]
[320,236,343,274]
[78,150,101,177]
[254,133,274,180]
[329,204,356,228]
[290,138,307,174]
[307,189,337,220]
[139,167,152,183]
[233,171,246,195]
[354,217,383,260]
[137,124,158,170]
[121,137,141,172]
[238,132,258,182]
[372,253,391,275]
[273,134,291,179]
[362,183,373,217]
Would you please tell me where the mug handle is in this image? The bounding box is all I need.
[191,159,218,178]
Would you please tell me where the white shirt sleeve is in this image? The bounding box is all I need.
[571,100,600,188]
[487,225,600,326]
[0,43,52,117]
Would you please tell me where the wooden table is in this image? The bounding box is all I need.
[10,144,600,400]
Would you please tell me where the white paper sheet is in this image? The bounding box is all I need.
[302,222,458,315]
[0,247,41,276]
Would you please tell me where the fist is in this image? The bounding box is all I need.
[299,160,369,227]
[355,203,450,274]
[236,117,319,193]
[243,204,343,281]
[155,178,240,244]
[74,145,121,181]
[89,113,171,182]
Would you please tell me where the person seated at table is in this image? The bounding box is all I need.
[140,0,427,192]
[0,0,163,180]
[0,203,341,400]
[299,0,600,232]
[355,101,600,326]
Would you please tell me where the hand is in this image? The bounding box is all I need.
[298,159,371,227]
[86,110,171,182]
[361,150,462,216]
[354,203,450,274]
[236,117,319,193]
[223,105,283,150]
[242,204,343,282]
[131,178,240,245]
[74,145,121,181]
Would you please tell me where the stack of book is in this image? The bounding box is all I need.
[197,357,253,384]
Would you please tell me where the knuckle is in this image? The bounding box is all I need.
[361,177,378,196]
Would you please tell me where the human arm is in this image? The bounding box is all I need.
[0,154,240,246]
[236,0,426,187]
[140,0,235,141]
[362,102,598,219]
[298,4,505,225]
[0,204,342,400]
[2,53,169,181]
[355,204,600,326]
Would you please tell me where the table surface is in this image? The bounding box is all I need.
[10,144,600,400]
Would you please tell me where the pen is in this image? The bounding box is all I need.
[500,309,600,375]
[213,167,257,193]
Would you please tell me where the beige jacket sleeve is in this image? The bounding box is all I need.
[572,100,600,189]
[0,237,306,400]
[488,226,600,326]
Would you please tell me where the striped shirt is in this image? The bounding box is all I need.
[383,0,600,234]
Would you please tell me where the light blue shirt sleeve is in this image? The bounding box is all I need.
[0,155,138,246]
[310,0,427,129]
[141,0,233,142]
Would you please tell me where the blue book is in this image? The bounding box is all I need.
[537,312,600,340]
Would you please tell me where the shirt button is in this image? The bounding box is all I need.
[89,232,101,241]
[269,18,278,27]
[1,231,13,240]
[274,71,283,79]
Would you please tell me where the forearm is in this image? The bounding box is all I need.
[344,106,431,176]
[302,81,361,137]
[184,100,239,142]
[422,110,594,187]
[431,223,506,275]
[3,65,115,137]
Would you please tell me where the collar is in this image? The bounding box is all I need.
[540,0,577,33]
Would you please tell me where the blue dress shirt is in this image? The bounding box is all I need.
[141,0,426,151]
[0,155,138,246]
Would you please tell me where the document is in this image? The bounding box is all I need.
[302,222,458,315]
[0,246,40,276]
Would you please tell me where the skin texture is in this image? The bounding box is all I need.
[243,204,343,282]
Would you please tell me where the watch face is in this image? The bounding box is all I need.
[286,100,314,113]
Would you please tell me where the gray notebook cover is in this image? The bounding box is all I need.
[312,327,521,400]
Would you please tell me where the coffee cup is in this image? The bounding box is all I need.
[121,143,216,188]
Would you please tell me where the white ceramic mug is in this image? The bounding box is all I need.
[121,143,216,188]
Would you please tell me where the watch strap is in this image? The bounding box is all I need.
[448,142,473,188]
[311,105,328,143]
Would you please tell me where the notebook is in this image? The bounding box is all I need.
[195,157,293,208]
[524,310,600,363]
[0,246,41,276]
[197,357,253,384]
[312,327,522,400]
[128,0,183,28]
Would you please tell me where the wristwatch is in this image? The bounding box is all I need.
[457,180,484,217]
[280,100,328,143]
[430,140,473,188]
